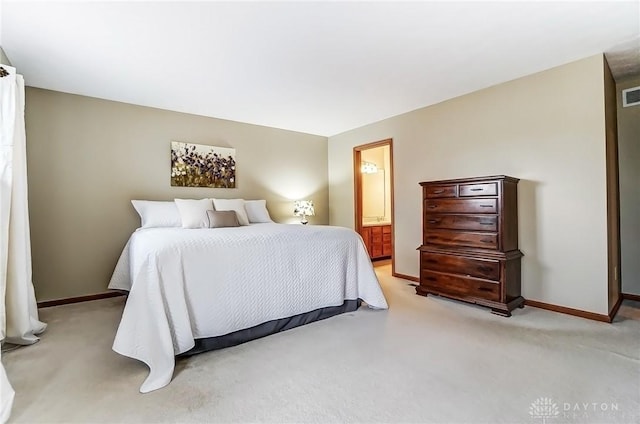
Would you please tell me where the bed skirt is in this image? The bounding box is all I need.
[179,299,362,357]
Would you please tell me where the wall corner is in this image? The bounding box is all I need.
[0,46,12,66]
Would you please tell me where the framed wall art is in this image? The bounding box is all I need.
[171,141,236,188]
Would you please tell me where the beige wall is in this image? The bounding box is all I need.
[329,54,610,315]
[603,58,620,313]
[617,76,640,295]
[25,88,328,301]
[0,46,11,65]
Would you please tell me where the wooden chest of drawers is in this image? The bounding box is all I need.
[417,175,524,316]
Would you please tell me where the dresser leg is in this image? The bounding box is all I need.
[490,308,511,317]
[415,286,432,297]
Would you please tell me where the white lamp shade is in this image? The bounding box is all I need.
[293,200,315,217]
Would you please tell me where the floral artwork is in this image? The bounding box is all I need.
[171,141,236,188]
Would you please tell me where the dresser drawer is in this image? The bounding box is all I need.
[424,199,497,214]
[421,252,500,280]
[424,230,498,249]
[459,182,497,197]
[420,270,500,301]
[425,185,457,198]
[425,214,498,232]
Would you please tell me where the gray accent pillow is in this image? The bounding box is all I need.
[206,210,240,228]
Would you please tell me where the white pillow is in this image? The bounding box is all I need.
[174,198,214,228]
[131,200,182,228]
[212,198,250,226]
[244,200,273,223]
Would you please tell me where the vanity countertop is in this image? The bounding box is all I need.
[362,221,391,227]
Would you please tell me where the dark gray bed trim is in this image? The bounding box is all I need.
[179,299,362,357]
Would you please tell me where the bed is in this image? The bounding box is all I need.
[108,223,388,393]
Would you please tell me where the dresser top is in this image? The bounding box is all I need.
[419,175,519,186]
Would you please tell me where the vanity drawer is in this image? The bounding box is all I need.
[420,270,500,302]
[425,214,498,232]
[424,229,498,249]
[459,182,497,197]
[421,252,500,280]
[425,185,457,198]
[424,199,497,214]
[371,226,383,235]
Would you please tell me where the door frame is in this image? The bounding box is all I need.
[353,138,395,273]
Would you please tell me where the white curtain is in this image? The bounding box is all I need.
[0,65,46,423]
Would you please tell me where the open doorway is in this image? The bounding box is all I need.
[353,139,394,270]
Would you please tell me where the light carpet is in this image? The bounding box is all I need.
[4,265,640,423]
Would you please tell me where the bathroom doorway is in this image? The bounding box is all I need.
[353,139,394,269]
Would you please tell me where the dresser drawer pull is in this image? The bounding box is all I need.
[425,276,437,282]
[477,287,493,292]
[432,189,444,194]
[480,204,493,208]
[480,238,494,244]
[427,204,438,209]
[477,266,493,273]
[480,221,494,225]
[425,259,439,264]
[427,219,440,224]
[470,188,484,192]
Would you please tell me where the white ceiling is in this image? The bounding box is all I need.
[2,1,639,136]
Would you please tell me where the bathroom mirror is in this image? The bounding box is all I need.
[362,170,385,221]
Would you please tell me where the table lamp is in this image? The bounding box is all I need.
[294,200,315,225]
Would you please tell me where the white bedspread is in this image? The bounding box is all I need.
[108,223,388,393]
